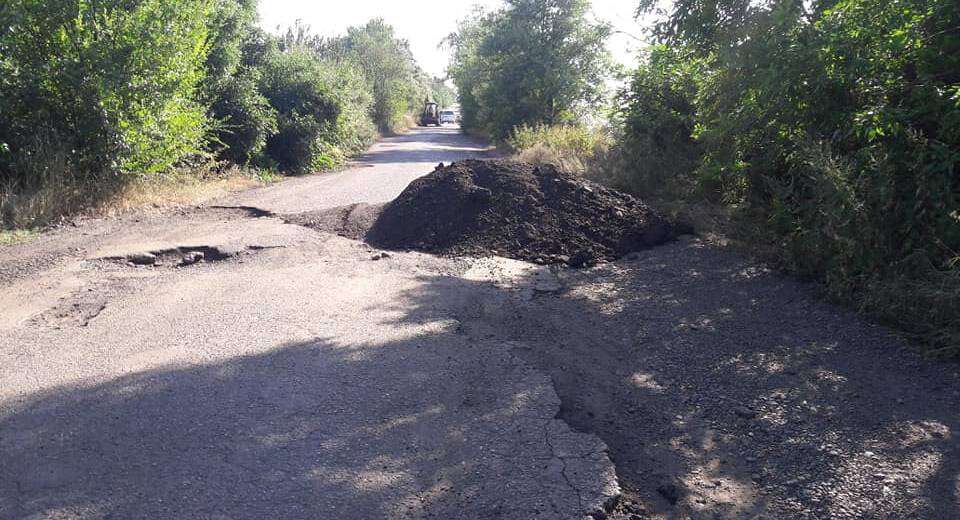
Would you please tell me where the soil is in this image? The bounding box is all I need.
[289,159,677,267]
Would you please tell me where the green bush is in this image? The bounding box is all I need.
[617,46,706,199]
[210,68,278,165]
[0,0,212,180]
[257,48,374,173]
[623,0,960,356]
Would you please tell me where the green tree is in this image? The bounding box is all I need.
[339,19,424,132]
[0,0,213,180]
[447,0,612,139]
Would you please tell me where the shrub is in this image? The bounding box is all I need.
[617,45,706,199]
[257,48,374,173]
[210,68,278,165]
[621,0,960,356]
[0,0,213,228]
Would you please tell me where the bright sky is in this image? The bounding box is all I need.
[257,1,652,78]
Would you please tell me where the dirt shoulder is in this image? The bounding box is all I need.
[444,241,960,519]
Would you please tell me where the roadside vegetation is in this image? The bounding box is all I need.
[449,0,959,357]
[0,1,453,231]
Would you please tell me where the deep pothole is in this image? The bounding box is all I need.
[101,245,269,269]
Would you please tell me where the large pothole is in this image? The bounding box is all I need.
[100,244,271,269]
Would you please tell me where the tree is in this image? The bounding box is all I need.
[447,0,612,139]
[0,0,213,181]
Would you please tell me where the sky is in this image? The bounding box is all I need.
[257,1,653,78]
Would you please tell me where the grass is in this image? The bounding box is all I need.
[508,124,611,174]
[0,228,39,246]
[1,163,276,237]
[99,167,265,216]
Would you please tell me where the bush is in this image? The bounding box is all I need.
[0,0,212,177]
[617,45,706,199]
[621,0,960,356]
[210,68,278,165]
[257,48,374,173]
[0,0,213,228]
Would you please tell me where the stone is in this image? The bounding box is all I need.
[127,252,157,266]
[180,251,205,266]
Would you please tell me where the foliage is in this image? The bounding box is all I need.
[209,67,278,165]
[257,47,374,173]
[203,0,258,85]
[339,19,424,132]
[0,4,435,227]
[447,0,613,140]
[0,0,213,184]
[622,0,960,355]
[281,19,450,133]
[429,78,457,109]
[617,45,706,198]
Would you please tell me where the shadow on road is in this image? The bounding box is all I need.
[356,127,494,165]
[0,330,571,519]
[383,240,960,518]
[3,239,958,519]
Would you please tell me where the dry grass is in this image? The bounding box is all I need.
[516,143,589,174]
[509,124,612,175]
[98,167,264,217]
[0,228,39,246]
[1,164,273,233]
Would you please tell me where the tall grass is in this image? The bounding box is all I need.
[508,124,612,174]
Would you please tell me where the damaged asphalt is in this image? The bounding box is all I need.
[2,126,959,519]
[0,127,619,519]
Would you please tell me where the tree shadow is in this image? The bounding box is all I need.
[356,128,494,165]
[381,239,960,518]
[3,238,958,519]
[0,329,596,519]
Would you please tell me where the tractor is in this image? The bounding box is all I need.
[418,100,442,127]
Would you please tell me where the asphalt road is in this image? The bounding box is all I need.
[3,126,959,520]
[0,127,618,519]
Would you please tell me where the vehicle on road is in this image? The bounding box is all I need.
[418,100,441,127]
[440,110,456,124]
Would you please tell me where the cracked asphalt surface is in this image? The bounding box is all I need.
[0,127,617,519]
[2,126,959,519]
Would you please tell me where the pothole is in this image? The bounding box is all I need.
[100,245,271,269]
[203,205,276,219]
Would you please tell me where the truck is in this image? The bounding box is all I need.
[418,100,441,127]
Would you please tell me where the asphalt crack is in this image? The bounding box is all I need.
[544,419,586,517]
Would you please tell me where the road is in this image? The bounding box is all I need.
[0,127,618,520]
[2,126,959,519]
